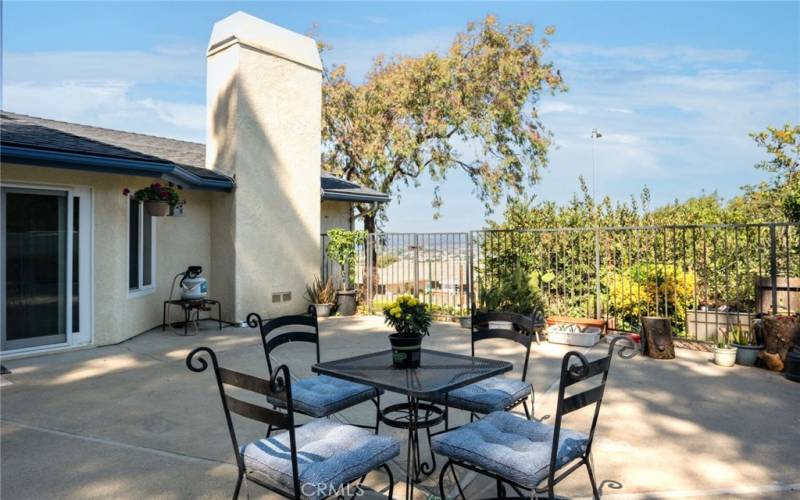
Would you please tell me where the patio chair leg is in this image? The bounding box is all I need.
[438,460,451,500]
[232,471,243,500]
[451,462,466,500]
[349,475,367,500]
[373,393,381,434]
[265,424,272,438]
[496,477,506,498]
[382,464,394,500]
[522,399,532,420]
[585,456,600,500]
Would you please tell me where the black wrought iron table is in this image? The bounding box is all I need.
[313,349,512,500]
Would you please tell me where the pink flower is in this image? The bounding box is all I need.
[122,188,130,196]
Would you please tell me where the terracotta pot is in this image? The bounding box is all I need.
[144,200,169,217]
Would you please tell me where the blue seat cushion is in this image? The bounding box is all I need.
[430,376,532,414]
[266,375,380,418]
[241,419,400,500]
[431,411,588,489]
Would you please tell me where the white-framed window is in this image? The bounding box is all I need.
[128,199,156,295]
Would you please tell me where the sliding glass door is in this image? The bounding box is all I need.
[1,185,91,352]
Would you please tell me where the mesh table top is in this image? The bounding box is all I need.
[312,349,513,399]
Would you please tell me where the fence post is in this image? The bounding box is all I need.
[770,223,778,314]
[467,231,473,314]
[413,234,420,297]
[594,227,602,320]
[367,235,373,315]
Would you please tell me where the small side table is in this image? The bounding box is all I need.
[162,298,223,336]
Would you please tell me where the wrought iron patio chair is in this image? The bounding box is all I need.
[186,346,398,500]
[247,309,383,436]
[429,308,545,423]
[432,336,636,500]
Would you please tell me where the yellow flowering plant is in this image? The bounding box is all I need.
[383,295,432,337]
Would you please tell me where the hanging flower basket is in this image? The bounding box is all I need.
[144,200,170,217]
[123,182,185,217]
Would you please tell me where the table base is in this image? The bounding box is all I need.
[381,398,444,500]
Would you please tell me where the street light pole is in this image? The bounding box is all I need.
[590,128,603,321]
[591,128,603,208]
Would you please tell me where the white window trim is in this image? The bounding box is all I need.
[0,181,94,356]
[127,200,157,298]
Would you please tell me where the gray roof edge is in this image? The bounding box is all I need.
[1,144,235,192]
[321,189,390,203]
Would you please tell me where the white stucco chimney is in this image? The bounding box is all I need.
[206,11,322,321]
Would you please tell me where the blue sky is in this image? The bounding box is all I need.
[3,1,799,231]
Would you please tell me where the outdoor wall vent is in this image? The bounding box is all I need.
[282,292,292,302]
[272,292,292,303]
[271,293,282,303]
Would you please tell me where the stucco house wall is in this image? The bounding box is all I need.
[321,200,353,234]
[0,13,388,357]
[205,13,322,322]
[0,163,216,346]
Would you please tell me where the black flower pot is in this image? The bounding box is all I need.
[335,290,357,316]
[389,333,422,368]
[786,348,800,383]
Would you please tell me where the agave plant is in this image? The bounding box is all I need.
[305,276,336,305]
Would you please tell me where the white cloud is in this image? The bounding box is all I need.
[3,50,204,85]
[550,43,750,65]
[366,16,389,25]
[4,81,205,142]
[539,101,586,115]
[3,47,206,141]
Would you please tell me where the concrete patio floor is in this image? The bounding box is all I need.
[1,316,799,499]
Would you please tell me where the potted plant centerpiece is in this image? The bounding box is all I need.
[713,331,738,367]
[729,327,764,366]
[325,228,367,316]
[304,276,336,317]
[124,182,184,217]
[384,295,432,368]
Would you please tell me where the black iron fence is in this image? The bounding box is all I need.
[322,223,800,343]
[322,232,471,317]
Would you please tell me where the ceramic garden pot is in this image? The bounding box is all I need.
[732,344,763,366]
[144,200,170,217]
[389,333,422,368]
[313,304,333,317]
[713,346,738,367]
[335,290,357,316]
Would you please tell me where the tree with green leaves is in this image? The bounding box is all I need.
[749,124,800,222]
[321,15,566,232]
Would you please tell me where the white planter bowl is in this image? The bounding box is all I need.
[546,325,602,347]
[714,346,738,367]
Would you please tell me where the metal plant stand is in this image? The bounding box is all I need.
[162,298,222,336]
[313,348,512,500]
